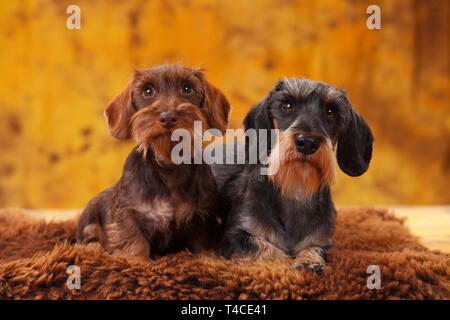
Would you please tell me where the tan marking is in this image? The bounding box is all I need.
[267,130,336,199]
[240,214,287,251]
[127,196,201,230]
[82,223,103,243]
[235,237,290,262]
[292,233,332,255]
[273,119,279,129]
[105,219,150,257]
[292,247,326,270]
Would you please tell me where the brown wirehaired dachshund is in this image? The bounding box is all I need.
[77,64,230,260]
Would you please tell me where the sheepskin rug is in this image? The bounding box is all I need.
[0,207,448,299]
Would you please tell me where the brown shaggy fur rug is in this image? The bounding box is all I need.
[0,207,448,300]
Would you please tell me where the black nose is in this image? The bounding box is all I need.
[294,135,323,155]
[158,112,178,129]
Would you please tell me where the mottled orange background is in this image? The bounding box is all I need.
[0,0,448,208]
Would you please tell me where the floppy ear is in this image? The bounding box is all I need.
[243,95,274,131]
[243,95,275,158]
[200,74,230,134]
[104,80,135,140]
[337,108,374,177]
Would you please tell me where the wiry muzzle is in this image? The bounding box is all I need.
[267,130,336,199]
[130,102,209,164]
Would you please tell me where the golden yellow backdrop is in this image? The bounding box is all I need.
[0,0,448,208]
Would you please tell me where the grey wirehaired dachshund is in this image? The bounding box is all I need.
[212,78,374,272]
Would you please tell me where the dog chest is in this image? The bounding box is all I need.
[137,197,201,229]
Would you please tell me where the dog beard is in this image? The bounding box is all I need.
[130,105,209,166]
[267,130,336,199]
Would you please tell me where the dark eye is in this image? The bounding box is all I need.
[181,83,192,94]
[142,85,154,98]
[326,106,337,119]
[281,103,295,113]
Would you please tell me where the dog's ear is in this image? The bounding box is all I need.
[337,106,374,177]
[104,80,135,140]
[243,94,275,158]
[243,95,274,131]
[198,72,230,134]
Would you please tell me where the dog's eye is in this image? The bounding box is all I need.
[326,107,337,119]
[142,86,154,98]
[281,103,295,113]
[181,83,192,94]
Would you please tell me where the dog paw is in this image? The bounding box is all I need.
[292,247,326,273]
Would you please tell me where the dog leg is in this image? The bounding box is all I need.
[104,214,151,259]
[222,229,288,261]
[81,223,104,243]
[248,237,290,261]
[77,188,112,244]
[292,247,327,272]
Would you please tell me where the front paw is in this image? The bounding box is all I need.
[292,247,326,273]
